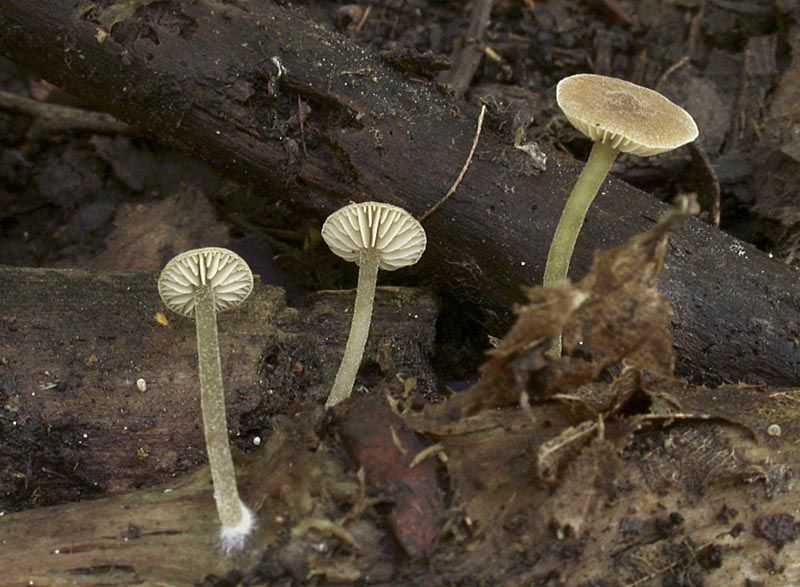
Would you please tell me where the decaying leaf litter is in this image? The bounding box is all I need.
[3,198,798,586]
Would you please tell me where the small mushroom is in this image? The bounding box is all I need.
[544,74,698,354]
[158,247,254,551]
[321,202,427,407]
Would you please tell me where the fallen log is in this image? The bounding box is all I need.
[3,200,799,587]
[0,0,798,385]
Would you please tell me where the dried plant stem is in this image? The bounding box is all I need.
[443,0,495,96]
[0,89,132,139]
[419,104,486,223]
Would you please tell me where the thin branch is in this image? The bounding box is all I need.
[298,94,308,156]
[419,104,486,223]
[0,90,133,139]
[441,0,494,97]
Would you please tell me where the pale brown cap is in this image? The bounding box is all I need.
[158,247,253,317]
[556,74,698,157]
[321,202,427,271]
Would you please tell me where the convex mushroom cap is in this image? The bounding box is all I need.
[321,202,427,270]
[556,74,699,157]
[158,247,254,316]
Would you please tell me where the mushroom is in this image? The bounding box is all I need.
[158,247,255,551]
[544,73,698,354]
[321,202,427,408]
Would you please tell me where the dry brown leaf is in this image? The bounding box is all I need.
[336,394,443,559]
[480,196,698,402]
[87,184,230,270]
[548,438,619,537]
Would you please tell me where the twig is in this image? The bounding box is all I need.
[687,0,707,58]
[656,56,691,92]
[297,94,308,156]
[354,5,371,32]
[409,443,444,468]
[442,0,494,97]
[0,90,133,139]
[418,104,486,223]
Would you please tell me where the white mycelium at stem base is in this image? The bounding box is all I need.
[544,74,698,356]
[322,202,427,408]
[194,287,254,549]
[158,247,254,551]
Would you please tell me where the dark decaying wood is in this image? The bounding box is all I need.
[0,267,438,511]
[0,1,798,386]
[2,209,800,587]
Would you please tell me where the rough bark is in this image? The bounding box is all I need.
[0,267,438,511]
[0,0,798,386]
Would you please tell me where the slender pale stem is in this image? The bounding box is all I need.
[195,288,244,530]
[543,140,619,356]
[326,250,380,408]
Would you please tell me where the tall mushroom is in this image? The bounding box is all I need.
[158,247,255,551]
[321,202,427,408]
[544,73,698,354]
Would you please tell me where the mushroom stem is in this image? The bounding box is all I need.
[326,250,381,408]
[543,140,619,355]
[194,288,248,535]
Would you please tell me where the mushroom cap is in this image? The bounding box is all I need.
[321,202,427,271]
[158,247,254,317]
[556,74,698,157]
